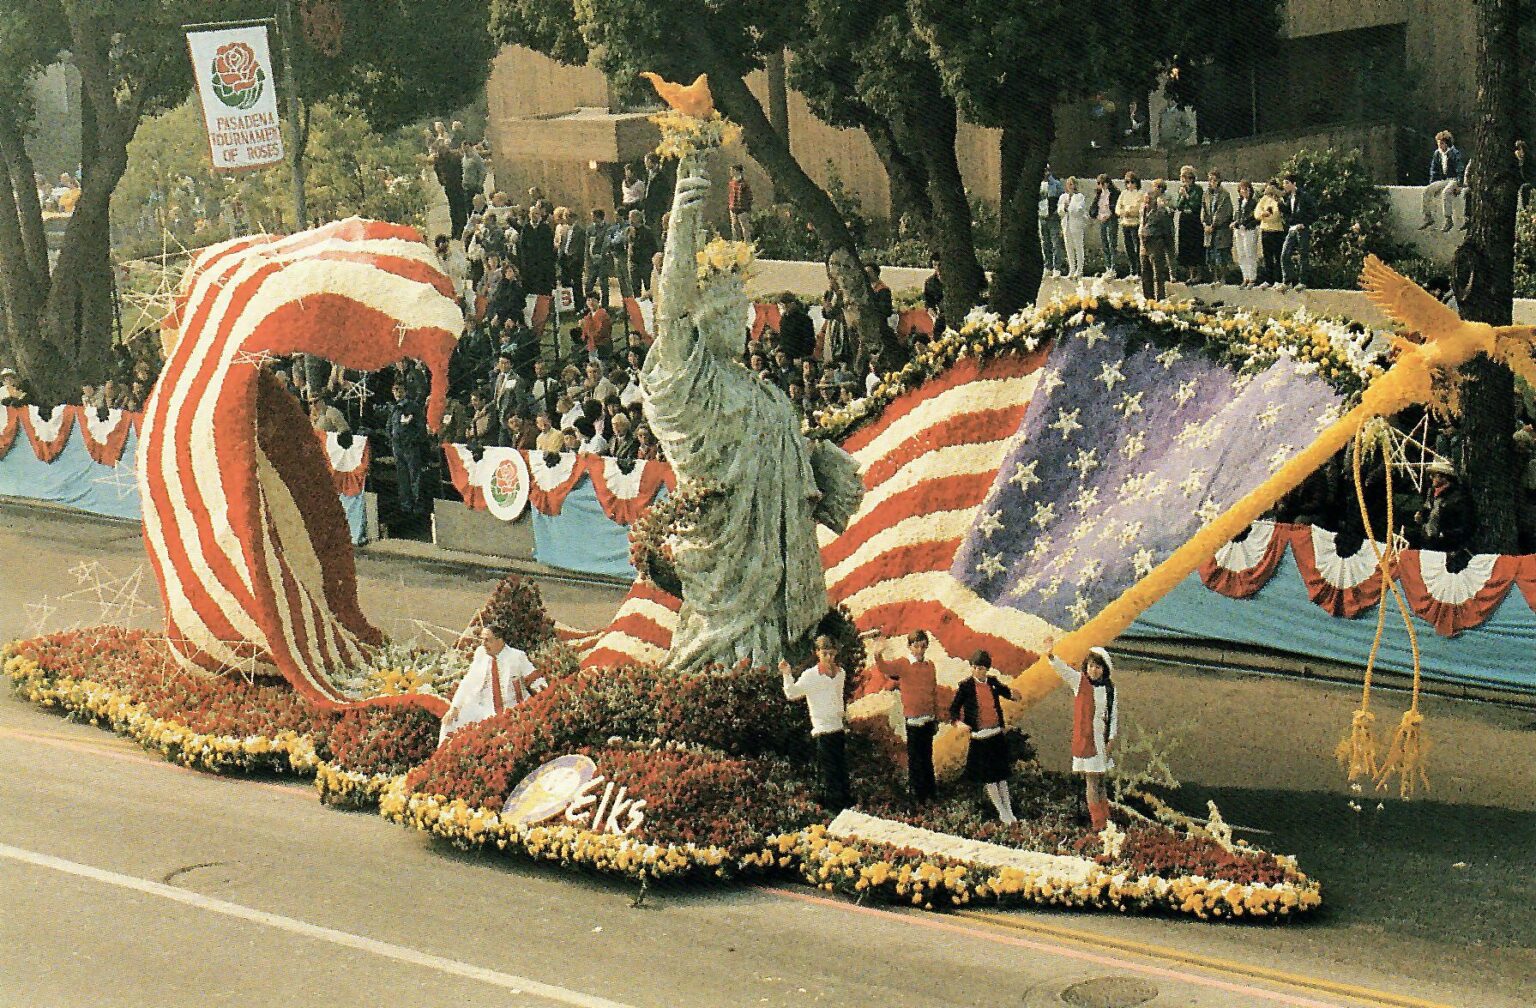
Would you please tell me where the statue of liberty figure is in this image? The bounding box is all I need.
[639,78,862,673]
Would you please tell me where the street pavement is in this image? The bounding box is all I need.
[1,502,1529,1007]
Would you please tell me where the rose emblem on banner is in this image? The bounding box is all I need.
[484,448,531,521]
[211,42,266,109]
[502,754,597,827]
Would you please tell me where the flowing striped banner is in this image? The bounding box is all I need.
[138,218,462,712]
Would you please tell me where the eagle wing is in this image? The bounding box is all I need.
[1360,254,1463,339]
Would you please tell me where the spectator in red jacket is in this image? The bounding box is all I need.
[579,293,612,362]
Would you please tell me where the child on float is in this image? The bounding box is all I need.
[780,635,851,811]
[948,650,1016,823]
[870,628,939,803]
[1041,636,1119,832]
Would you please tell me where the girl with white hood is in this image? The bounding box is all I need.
[1043,636,1119,832]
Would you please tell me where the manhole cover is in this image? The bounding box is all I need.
[1060,975,1159,1008]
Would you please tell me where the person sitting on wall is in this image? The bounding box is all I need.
[1421,130,1467,233]
[438,625,546,745]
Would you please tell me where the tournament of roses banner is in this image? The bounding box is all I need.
[185,24,285,171]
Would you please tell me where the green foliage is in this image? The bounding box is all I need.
[112,98,427,250]
[744,164,871,260]
[1516,204,1536,300]
[1275,147,1421,290]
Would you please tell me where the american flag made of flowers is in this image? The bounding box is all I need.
[951,317,1347,629]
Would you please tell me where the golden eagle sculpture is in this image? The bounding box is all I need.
[639,72,715,119]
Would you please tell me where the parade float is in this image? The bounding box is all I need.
[9,75,1536,922]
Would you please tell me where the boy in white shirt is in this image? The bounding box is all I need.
[780,635,851,810]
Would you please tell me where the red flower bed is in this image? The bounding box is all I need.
[326,705,442,777]
[1075,826,1295,887]
[577,746,821,853]
[14,627,338,745]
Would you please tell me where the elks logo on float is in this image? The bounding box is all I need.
[211,41,266,110]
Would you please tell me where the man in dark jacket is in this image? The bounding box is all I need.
[1279,173,1314,290]
[486,263,526,330]
[621,210,656,299]
[518,205,558,299]
[1138,181,1174,301]
[777,295,816,361]
[386,381,431,519]
[1418,461,1476,552]
[584,209,617,308]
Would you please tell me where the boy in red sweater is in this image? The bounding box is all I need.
[872,629,940,802]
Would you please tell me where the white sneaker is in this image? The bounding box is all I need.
[1258,281,1270,289]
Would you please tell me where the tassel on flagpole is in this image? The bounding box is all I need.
[1376,709,1431,799]
[1335,707,1380,782]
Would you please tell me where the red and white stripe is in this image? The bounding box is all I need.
[585,455,673,525]
[0,405,19,459]
[315,431,370,497]
[575,352,1058,686]
[76,406,138,467]
[138,218,462,711]
[525,450,587,515]
[19,404,75,463]
[1198,520,1289,599]
[1288,524,1393,619]
[1396,549,1521,637]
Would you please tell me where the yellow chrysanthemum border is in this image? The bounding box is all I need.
[6,638,1321,918]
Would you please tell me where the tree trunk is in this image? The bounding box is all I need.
[912,92,983,324]
[1453,0,1524,553]
[765,49,790,142]
[992,103,1053,318]
[863,115,932,242]
[706,67,900,364]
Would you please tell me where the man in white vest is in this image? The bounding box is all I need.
[438,625,545,745]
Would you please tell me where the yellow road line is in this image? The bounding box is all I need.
[954,910,1456,1008]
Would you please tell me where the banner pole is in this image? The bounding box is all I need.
[277,0,307,229]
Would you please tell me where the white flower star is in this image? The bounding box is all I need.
[1156,346,1184,369]
[976,509,1005,538]
[1076,558,1103,585]
[1097,359,1126,392]
[1039,575,1064,600]
[1132,548,1158,578]
[1030,500,1057,529]
[1120,431,1147,459]
[1196,497,1224,524]
[1070,486,1100,514]
[975,552,1006,580]
[1178,469,1208,497]
[1007,574,1040,598]
[1145,478,1171,500]
[1036,367,1064,395]
[1118,472,1150,501]
[1026,534,1055,561]
[1009,460,1041,493]
[1081,323,1111,348]
[1118,520,1144,547]
[1067,593,1093,626]
[1173,378,1200,408]
[1048,407,1083,440]
[1068,518,1099,542]
[1257,403,1282,429]
[1314,405,1342,432]
[1114,391,1145,418]
[1268,444,1294,472]
[1067,447,1100,479]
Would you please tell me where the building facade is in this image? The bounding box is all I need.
[485,1,1478,223]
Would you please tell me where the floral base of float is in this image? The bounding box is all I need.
[4,628,1319,920]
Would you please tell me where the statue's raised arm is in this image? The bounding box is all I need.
[637,72,859,673]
